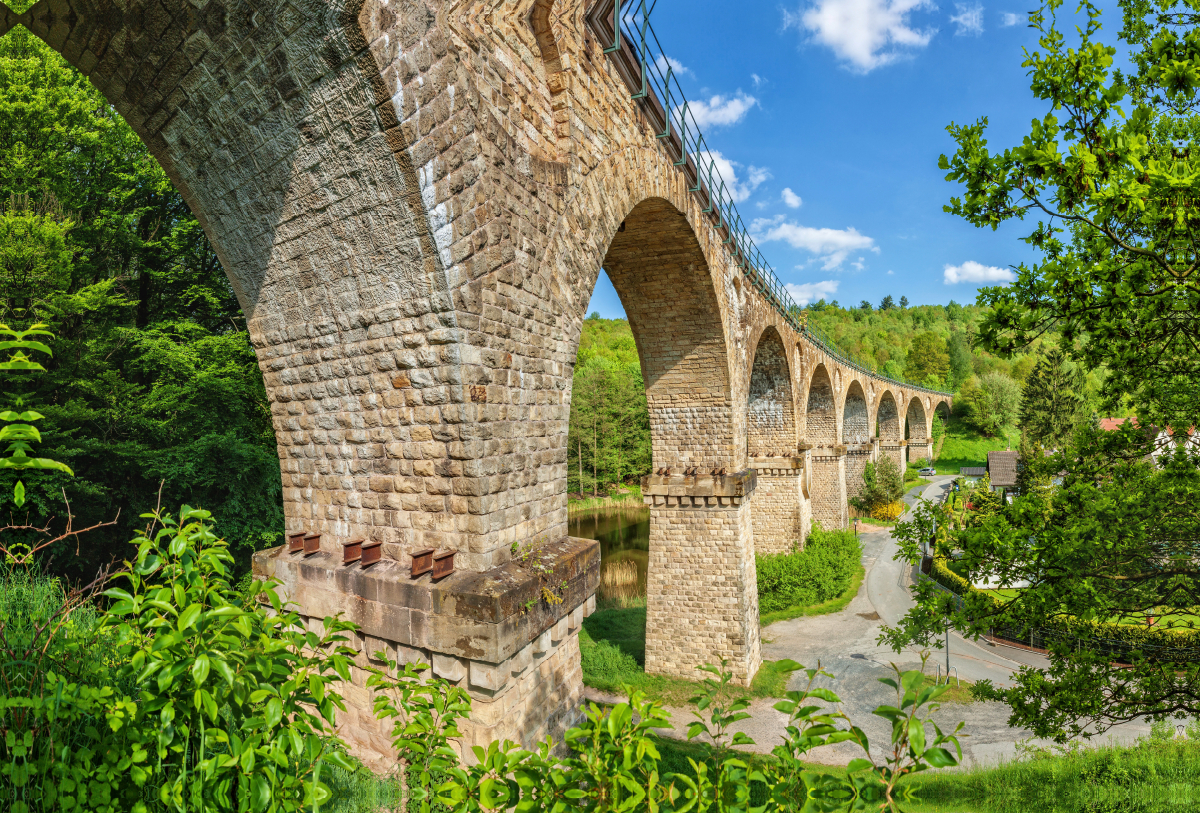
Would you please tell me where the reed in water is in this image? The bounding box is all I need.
[598,559,642,607]
[567,485,644,517]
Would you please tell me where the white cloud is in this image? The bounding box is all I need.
[694,150,771,203]
[1000,11,1022,25]
[751,73,766,88]
[784,0,937,73]
[686,92,758,127]
[950,3,984,35]
[781,187,803,208]
[943,260,1015,284]
[786,280,840,305]
[752,215,879,270]
[887,269,895,274]
[654,54,693,78]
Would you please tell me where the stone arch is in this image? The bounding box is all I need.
[529,0,571,157]
[747,326,796,456]
[905,396,931,466]
[541,147,756,685]
[841,380,870,446]
[877,390,901,441]
[805,364,838,446]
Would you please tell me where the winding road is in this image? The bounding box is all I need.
[635,476,1152,765]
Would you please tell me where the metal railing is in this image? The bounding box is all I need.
[593,0,952,397]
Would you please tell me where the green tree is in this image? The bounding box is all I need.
[960,372,1020,436]
[899,296,909,308]
[948,331,973,389]
[851,456,906,517]
[0,26,282,576]
[859,299,873,311]
[906,331,950,385]
[880,294,895,311]
[1019,349,1086,451]
[888,0,1200,737]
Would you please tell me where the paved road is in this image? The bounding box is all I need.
[617,476,1151,766]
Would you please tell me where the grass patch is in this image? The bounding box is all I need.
[568,485,644,516]
[580,606,793,706]
[932,414,1019,475]
[919,674,978,704]
[907,737,1200,811]
[760,563,866,626]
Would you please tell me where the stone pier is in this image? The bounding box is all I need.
[748,456,808,554]
[641,470,762,685]
[252,537,599,769]
[810,446,849,531]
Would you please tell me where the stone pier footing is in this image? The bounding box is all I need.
[641,469,762,686]
[252,537,600,770]
[748,456,808,554]
[809,446,849,530]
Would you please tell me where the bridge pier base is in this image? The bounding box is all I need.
[809,446,849,531]
[642,471,762,686]
[748,457,808,555]
[909,439,934,466]
[844,444,876,506]
[252,538,599,769]
[880,440,906,475]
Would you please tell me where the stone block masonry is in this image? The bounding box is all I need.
[252,536,598,766]
[844,446,874,503]
[749,457,807,555]
[810,450,849,531]
[642,470,761,685]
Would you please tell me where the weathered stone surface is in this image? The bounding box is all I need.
[18,0,952,764]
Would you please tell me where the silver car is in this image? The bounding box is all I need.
[918,467,937,477]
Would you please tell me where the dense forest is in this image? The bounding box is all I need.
[0,26,281,577]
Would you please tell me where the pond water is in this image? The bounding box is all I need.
[569,506,650,601]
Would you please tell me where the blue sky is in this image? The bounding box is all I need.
[586,0,1110,318]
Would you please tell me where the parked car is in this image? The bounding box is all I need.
[918,467,937,477]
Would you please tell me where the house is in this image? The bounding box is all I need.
[958,466,986,487]
[1099,416,1199,464]
[986,451,1019,498]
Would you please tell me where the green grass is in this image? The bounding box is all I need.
[760,563,866,626]
[567,484,645,516]
[907,736,1200,812]
[580,606,795,706]
[932,413,1019,475]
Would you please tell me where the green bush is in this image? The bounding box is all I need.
[756,527,862,615]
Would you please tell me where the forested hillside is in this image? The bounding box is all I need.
[567,299,1118,485]
[0,27,281,576]
[567,316,651,495]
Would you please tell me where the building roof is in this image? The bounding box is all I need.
[959,467,987,476]
[986,451,1020,488]
[1099,416,1136,431]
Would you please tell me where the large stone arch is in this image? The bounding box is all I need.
[842,380,872,503]
[804,364,838,446]
[747,326,796,456]
[540,146,758,685]
[842,380,870,446]
[877,389,905,472]
[906,396,931,465]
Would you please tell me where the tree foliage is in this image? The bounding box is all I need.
[568,318,651,495]
[1020,349,1088,451]
[890,0,1200,735]
[850,457,906,518]
[0,27,281,577]
[959,372,1022,437]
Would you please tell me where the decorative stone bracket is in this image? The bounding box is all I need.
[749,456,803,476]
[640,469,757,508]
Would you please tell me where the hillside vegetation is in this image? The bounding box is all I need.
[570,301,1117,479]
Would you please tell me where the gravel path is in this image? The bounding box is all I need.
[587,476,1151,766]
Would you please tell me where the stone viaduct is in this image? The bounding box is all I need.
[3,0,949,763]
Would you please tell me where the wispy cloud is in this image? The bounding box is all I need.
[781,188,803,208]
[694,150,771,203]
[784,0,937,73]
[950,3,984,35]
[943,260,1015,284]
[752,215,879,270]
[685,92,758,127]
[751,73,766,89]
[786,280,840,305]
[1000,11,1022,25]
[654,54,693,78]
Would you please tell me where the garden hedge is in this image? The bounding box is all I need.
[756,527,861,615]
